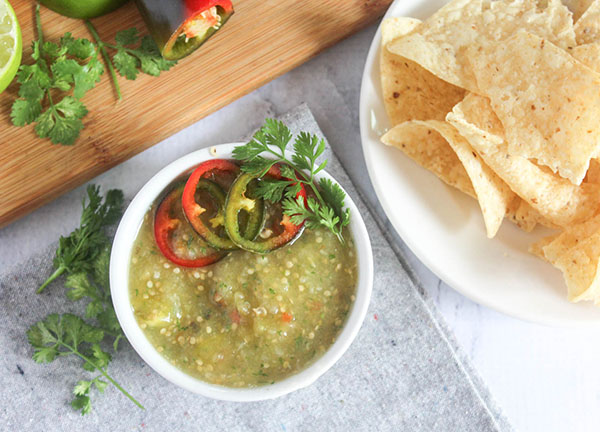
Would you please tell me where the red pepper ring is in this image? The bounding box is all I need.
[154,183,224,268]
[224,164,308,253]
[182,159,242,250]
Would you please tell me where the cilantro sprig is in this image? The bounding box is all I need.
[233,120,350,242]
[11,7,102,145]
[85,23,176,98]
[37,185,123,293]
[30,185,142,414]
[10,5,176,146]
[27,313,143,414]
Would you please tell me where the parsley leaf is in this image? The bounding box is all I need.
[233,120,350,242]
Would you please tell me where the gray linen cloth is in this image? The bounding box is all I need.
[0,105,512,431]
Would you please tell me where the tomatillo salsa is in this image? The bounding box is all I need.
[128,160,358,387]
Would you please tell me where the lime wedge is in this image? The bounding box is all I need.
[0,0,21,94]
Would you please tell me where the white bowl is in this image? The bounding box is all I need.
[110,142,373,401]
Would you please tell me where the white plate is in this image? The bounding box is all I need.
[359,0,600,326]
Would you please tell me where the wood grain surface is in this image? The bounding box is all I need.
[0,0,391,227]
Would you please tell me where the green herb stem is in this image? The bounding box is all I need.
[58,340,144,410]
[233,120,350,242]
[260,148,329,216]
[37,266,65,294]
[85,20,122,101]
[35,4,43,46]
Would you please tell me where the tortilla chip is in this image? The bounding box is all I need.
[446,93,600,227]
[562,0,595,22]
[383,119,514,237]
[419,120,515,237]
[387,0,575,91]
[574,0,600,43]
[467,31,600,185]
[380,18,466,126]
[529,234,558,259]
[507,197,558,232]
[539,213,600,264]
[533,214,600,302]
[586,159,600,183]
[554,232,600,303]
[381,121,475,198]
[571,42,600,71]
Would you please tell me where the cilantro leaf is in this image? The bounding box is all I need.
[234,120,350,242]
[10,8,101,145]
[114,28,139,46]
[112,30,176,80]
[61,33,97,59]
[71,394,92,415]
[28,313,143,415]
[38,185,123,293]
[318,177,350,228]
[10,7,177,146]
[11,99,42,126]
[113,50,138,80]
[65,273,97,301]
[73,380,92,396]
[47,116,85,146]
[255,179,291,203]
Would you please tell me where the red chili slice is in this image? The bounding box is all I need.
[182,159,243,250]
[154,182,224,268]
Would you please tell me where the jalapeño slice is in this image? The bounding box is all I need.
[135,0,234,60]
[182,159,265,250]
[225,165,307,253]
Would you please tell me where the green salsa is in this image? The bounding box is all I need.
[129,206,358,387]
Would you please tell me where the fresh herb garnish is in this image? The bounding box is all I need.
[38,185,123,293]
[27,313,143,415]
[11,6,102,145]
[11,5,176,146]
[29,186,142,414]
[232,119,350,242]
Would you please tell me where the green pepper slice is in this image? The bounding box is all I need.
[224,165,307,253]
[189,178,265,250]
[183,159,265,251]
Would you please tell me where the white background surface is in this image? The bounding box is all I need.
[1,19,599,432]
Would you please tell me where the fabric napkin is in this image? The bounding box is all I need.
[0,104,512,431]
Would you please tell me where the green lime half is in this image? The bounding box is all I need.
[39,0,129,19]
[0,0,21,94]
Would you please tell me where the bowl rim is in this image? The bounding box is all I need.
[110,142,374,401]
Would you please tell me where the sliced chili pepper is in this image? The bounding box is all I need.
[224,164,307,253]
[230,309,241,325]
[135,0,234,60]
[154,182,224,268]
[183,160,265,250]
[281,312,293,323]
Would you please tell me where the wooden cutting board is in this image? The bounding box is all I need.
[0,0,391,227]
